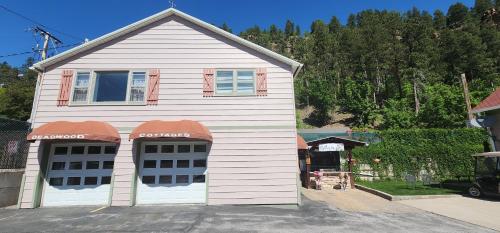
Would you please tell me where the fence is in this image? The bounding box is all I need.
[0,118,31,169]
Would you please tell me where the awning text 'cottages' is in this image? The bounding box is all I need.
[129,120,213,142]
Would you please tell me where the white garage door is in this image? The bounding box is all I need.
[42,143,116,207]
[136,142,208,204]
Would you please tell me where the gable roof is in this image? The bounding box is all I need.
[472,87,500,113]
[31,8,303,76]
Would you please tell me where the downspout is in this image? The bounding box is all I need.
[28,66,44,129]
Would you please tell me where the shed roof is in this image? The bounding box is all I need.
[31,8,303,76]
[472,88,500,113]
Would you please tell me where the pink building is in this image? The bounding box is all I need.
[18,8,302,208]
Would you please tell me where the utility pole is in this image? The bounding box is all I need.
[32,26,62,60]
[460,73,474,125]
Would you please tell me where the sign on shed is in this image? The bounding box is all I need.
[318,143,344,152]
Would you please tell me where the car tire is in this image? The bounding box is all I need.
[468,186,481,197]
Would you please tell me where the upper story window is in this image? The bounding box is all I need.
[215,70,255,95]
[71,71,147,104]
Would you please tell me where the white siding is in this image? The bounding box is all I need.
[23,15,298,207]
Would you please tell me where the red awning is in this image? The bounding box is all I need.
[27,121,121,143]
[297,134,308,150]
[129,120,212,142]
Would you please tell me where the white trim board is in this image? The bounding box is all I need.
[31,8,303,76]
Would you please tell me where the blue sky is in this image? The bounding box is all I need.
[1,0,474,67]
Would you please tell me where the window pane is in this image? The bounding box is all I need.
[84,177,98,185]
[93,71,128,102]
[160,160,173,168]
[71,146,84,155]
[86,161,100,169]
[49,177,64,186]
[75,73,90,87]
[161,145,174,153]
[67,177,81,186]
[159,175,172,184]
[51,162,65,170]
[216,71,233,94]
[178,145,190,153]
[194,145,207,152]
[145,145,158,153]
[88,146,101,154]
[104,146,117,154]
[101,176,111,185]
[130,72,145,102]
[102,161,115,169]
[69,161,82,170]
[73,73,89,102]
[176,175,189,184]
[177,160,189,168]
[54,147,68,155]
[72,88,88,102]
[193,175,205,183]
[103,161,114,169]
[237,71,254,94]
[143,160,157,168]
[142,176,156,184]
[193,159,206,168]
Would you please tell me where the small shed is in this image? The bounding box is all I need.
[298,135,367,189]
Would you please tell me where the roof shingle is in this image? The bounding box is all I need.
[473,88,500,113]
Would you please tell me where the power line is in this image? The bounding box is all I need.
[0,43,83,58]
[0,4,85,42]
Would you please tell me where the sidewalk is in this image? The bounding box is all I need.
[398,196,500,231]
[301,188,421,213]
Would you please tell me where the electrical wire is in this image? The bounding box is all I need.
[0,43,83,58]
[0,4,85,42]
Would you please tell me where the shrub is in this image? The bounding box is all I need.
[352,128,488,181]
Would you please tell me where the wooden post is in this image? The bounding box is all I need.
[347,149,355,188]
[305,153,311,189]
[461,73,474,124]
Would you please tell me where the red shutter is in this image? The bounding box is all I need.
[256,68,267,96]
[147,69,160,105]
[203,69,215,97]
[57,70,74,106]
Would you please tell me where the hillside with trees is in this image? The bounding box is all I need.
[0,1,499,129]
[238,0,500,129]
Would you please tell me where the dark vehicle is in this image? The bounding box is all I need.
[468,152,500,198]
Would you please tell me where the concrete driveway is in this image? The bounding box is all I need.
[0,196,494,233]
[399,196,500,232]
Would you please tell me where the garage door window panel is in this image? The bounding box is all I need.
[160,160,173,168]
[143,160,157,168]
[104,146,117,154]
[193,159,206,168]
[84,177,98,185]
[142,176,156,184]
[177,160,190,168]
[178,145,191,153]
[71,146,85,155]
[193,175,205,183]
[54,147,68,155]
[51,162,66,170]
[159,175,172,184]
[86,161,100,169]
[101,176,111,185]
[145,145,158,153]
[176,175,189,184]
[103,161,114,169]
[67,177,81,186]
[69,161,82,170]
[88,146,102,154]
[161,145,174,153]
[49,177,64,186]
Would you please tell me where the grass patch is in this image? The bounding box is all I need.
[357,180,462,196]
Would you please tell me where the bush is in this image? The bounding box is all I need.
[352,128,488,181]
